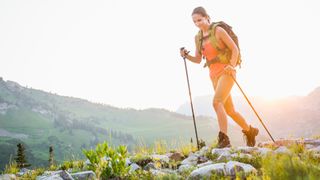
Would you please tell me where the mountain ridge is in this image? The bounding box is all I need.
[176,86,320,138]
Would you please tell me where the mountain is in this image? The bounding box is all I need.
[176,87,320,139]
[0,77,254,171]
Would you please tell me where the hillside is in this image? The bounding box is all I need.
[0,77,252,171]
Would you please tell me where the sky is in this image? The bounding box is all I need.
[0,0,319,111]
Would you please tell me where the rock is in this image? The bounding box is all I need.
[225,161,257,176]
[181,154,198,166]
[274,146,291,154]
[305,144,315,150]
[231,153,253,159]
[70,171,96,180]
[274,139,302,146]
[308,145,320,154]
[150,169,166,176]
[84,159,91,166]
[144,162,157,170]
[234,146,259,154]
[178,164,195,173]
[251,147,273,156]
[188,163,226,179]
[197,156,208,164]
[17,168,31,177]
[211,148,231,157]
[129,163,141,172]
[312,154,320,159]
[159,168,177,174]
[102,156,111,161]
[211,148,232,161]
[36,170,73,180]
[59,171,74,180]
[195,146,209,157]
[217,154,232,162]
[125,158,132,166]
[41,171,63,177]
[304,139,320,146]
[0,105,8,115]
[133,156,153,167]
[258,141,274,148]
[197,160,213,168]
[0,174,17,180]
[259,139,307,148]
[151,154,170,164]
[168,152,184,161]
[37,174,64,180]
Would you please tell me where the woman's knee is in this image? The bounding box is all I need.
[213,98,223,110]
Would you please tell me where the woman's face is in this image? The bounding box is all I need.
[192,13,209,29]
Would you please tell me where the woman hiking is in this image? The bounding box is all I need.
[180,6,259,148]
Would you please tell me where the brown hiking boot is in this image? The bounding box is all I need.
[217,131,231,148]
[242,125,259,147]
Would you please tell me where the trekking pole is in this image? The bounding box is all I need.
[180,47,200,150]
[231,75,275,143]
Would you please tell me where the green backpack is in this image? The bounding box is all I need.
[195,21,242,68]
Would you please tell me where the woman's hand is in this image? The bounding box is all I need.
[180,48,189,58]
[224,65,236,76]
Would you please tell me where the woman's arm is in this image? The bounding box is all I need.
[216,27,239,67]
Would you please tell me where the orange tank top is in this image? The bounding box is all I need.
[202,42,226,79]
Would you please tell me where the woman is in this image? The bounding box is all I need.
[180,6,259,148]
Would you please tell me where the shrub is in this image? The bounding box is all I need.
[82,141,130,179]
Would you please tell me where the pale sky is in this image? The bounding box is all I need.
[1,0,319,111]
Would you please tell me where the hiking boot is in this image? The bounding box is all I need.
[242,125,259,147]
[217,131,231,148]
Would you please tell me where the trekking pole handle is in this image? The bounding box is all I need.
[180,47,190,59]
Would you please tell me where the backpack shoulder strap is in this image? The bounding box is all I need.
[195,22,222,56]
[208,22,221,51]
[195,30,203,56]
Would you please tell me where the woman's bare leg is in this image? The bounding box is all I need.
[224,95,250,131]
[212,74,235,135]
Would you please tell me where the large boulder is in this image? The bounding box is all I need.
[181,154,198,166]
[70,171,96,180]
[225,161,257,176]
[211,148,232,157]
[188,163,226,179]
[178,164,195,173]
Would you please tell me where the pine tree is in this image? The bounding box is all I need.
[15,143,31,168]
[49,145,54,167]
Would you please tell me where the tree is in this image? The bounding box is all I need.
[49,145,54,167]
[14,143,31,168]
